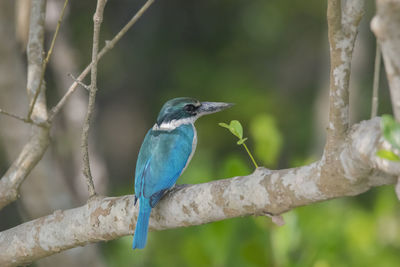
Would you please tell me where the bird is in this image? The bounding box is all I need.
[132,97,233,249]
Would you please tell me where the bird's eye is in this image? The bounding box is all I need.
[184,104,196,113]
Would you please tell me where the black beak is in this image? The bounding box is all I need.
[198,101,234,115]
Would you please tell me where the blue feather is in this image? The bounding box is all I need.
[132,198,151,249]
[132,124,195,249]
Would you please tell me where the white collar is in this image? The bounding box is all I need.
[152,117,196,131]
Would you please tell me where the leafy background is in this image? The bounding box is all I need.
[2,0,400,266]
[63,0,400,266]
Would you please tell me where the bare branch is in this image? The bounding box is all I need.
[27,0,68,120]
[68,73,90,91]
[0,126,50,210]
[48,0,155,122]
[80,0,107,197]
[371,0,400,119]
[371,0,400,200]
[0,0,50,211]
[26,0,48,123]
[0,0,155,209]
[326,0,364,147]
[371,41,381,118]
[0,118,397,266]
[48,64,92,121]
[0,108,32,123]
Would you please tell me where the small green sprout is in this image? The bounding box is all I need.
[219,120,259,168]
[377,114,400,161]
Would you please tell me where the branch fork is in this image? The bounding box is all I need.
[0,0,156,209]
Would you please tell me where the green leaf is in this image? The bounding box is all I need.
[229,120,244,139]
[218,122,230,129]
[237,137,248,145]
[219,120,245,140]
[376,149,400,161]
[381,114,400,150]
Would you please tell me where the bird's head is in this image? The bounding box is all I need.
[155,97,233,130]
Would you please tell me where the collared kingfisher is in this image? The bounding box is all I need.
[132,97,233,249]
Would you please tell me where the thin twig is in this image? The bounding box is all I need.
[242,143,258,168]
[81,0,107,197]
[48,0,155,122]
[371,40,381,118]
[0,108,32,123]
[98,0,155,56]
[27,0,69,120]
[68,73,90,91]
[49,64,92,121]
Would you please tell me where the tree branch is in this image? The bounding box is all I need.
[371,40,381,118]
[0,0,50,211]
[0,108,32,124]
[2,1,399,266]
[371,0,400,200]
[0,0,155,211]
[0,0,68,125]
[48,0,155,122]
[0,118,397,266]
[372,0,400,120]
[326,0,364,147]
[26,0,69,120]
[81,0,107,198]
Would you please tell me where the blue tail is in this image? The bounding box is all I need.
[132,198,152,249]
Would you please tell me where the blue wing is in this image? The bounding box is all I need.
[134,124,194,207]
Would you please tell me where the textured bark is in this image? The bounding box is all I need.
[0,0,50,211]
[326,0,364,144]
[0,118,398,266]
[371,0,400,200]
[371,0,400,119]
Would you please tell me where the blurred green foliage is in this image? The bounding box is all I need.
[377,114,400,161]
[250,114,283,167]
[64,0,400,266]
